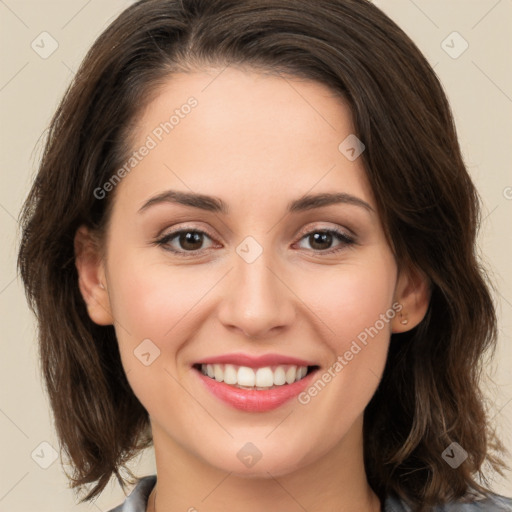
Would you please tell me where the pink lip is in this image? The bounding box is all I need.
[195,352,315,368]
[194,367,318,413]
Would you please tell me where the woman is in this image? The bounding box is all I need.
[17,0,512,510]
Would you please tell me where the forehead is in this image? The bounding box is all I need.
[116,66,375,211]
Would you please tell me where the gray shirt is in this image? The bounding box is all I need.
[107,475,512,511]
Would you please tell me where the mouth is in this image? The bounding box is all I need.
[192,357,320,412]
[193,363,318,390]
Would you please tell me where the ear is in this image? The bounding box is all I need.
[74,225,113,326]
[391,265,431,333]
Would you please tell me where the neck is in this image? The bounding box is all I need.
[146,415,380,512]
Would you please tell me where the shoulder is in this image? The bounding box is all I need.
[105,478,512,512]
[384,492,512,511]
[384,493,512,512]
[106,475,157,512]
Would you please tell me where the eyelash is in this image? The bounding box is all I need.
[153,225,356,257]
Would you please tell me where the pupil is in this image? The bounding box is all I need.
[311,232,332,250]
[181,231,202,250]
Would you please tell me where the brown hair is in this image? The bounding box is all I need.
[17,0,508,508]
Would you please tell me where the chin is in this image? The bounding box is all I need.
[197,435,317,478]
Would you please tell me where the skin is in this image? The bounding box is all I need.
[75,66,430,512]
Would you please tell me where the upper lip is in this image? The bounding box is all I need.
[194,353,317,368]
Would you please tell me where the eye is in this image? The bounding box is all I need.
[295,228,355,254]
[154,226,356,257]
[155,229,216,255]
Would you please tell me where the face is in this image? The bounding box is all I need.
[78,66,425,477]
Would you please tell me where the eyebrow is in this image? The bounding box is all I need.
[138,190,374,215]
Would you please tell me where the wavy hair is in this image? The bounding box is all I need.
[17,0,507,509]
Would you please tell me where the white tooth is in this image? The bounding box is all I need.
[285,366,297,384]
[237,366,256,387]
[214,364,224,382]
[206,364,214,378]
[273,366,286,386]
[224,364,237,385]
[295,366,307,381]
[255,367,274,387]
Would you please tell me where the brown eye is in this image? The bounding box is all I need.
[156,229,215,255]
[308,232,334,251]
[297,228,355,254]
[177,231,205,251]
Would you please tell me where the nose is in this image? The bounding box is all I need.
[217,250,296,340]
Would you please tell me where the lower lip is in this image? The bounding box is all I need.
[195,369,317,412]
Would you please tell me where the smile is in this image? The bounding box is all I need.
[199,363,310,390]
[192,354,320,412]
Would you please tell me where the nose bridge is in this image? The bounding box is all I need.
[217,241,295,338]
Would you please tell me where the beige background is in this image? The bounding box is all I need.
[0,0,511,510]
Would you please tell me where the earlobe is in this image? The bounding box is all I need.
[392,266,431,333]
[74,225,113,326]
[398,310,409,326]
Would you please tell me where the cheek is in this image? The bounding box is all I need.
[107,250,214,341]
[105,256,205,417]
[294,257,396,418]
[293,258,397,349]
